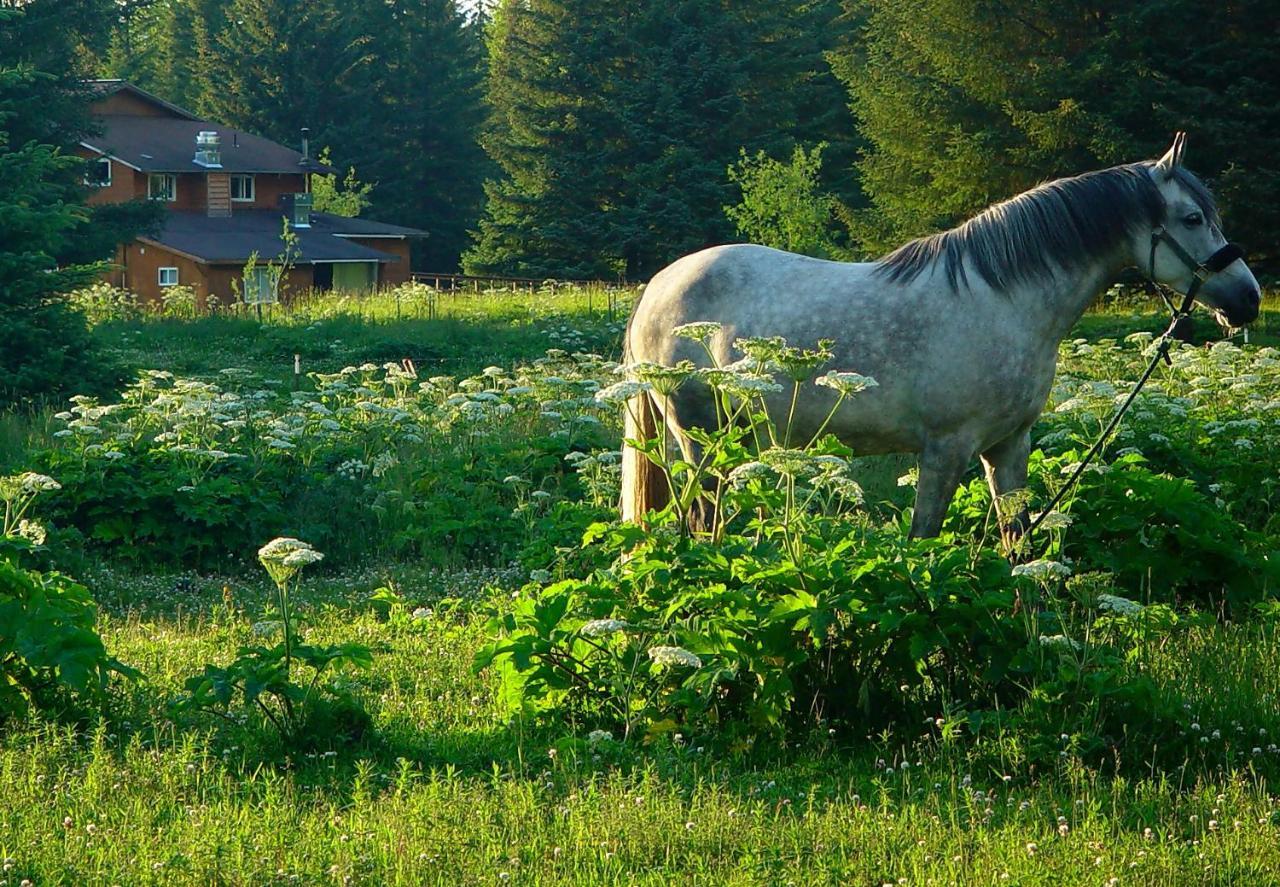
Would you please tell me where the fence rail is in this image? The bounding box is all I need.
[410,272,640,293]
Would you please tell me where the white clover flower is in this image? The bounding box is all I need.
[595,380,653,406]
[1097,594,1143,616]
[1012,559,1072,582]
[672,321,722,342]
[815,371,879,396]
[648,646,702,668]
[581,619,630,637]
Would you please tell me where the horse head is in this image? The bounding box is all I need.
[1138,133,1261,327]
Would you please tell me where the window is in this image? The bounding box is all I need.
[148,173,176,201]
[158,267,179,287]
[241,266,277,305]
[230,174,255,202]
[84,157,111,187]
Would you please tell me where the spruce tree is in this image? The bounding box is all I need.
[0,4,122,404]
[370,0,488,271]
[835,0,1280,266]
[466,0,853,279]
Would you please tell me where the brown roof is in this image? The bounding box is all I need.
[145,211,423,265]
[84,116,335,175]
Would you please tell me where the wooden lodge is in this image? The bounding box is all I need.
[79,81,426,307]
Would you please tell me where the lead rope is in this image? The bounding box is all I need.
[1020,313,1179,541]
[1022,228,1202,543]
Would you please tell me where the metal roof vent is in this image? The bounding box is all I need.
[194,131,222,168]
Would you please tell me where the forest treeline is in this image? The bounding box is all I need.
[5,0,1280,279]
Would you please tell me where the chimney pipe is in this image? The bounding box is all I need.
[300,127,310,164]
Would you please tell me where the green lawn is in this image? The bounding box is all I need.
[3,287,1280,885]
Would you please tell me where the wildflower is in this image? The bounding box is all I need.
[16,519,46,545]
[761,447,817,477]
[528,569,552,583]
[252,620,284,638]
[587,729,612,744]
[482,366,506,377]
[1097,593,1143,616]
[282,548,324,568]
[1039,634,1082,653]
[1030,510,1073,530]
[411,607,432,621]
[648,646,702,668]
[897,469,918,488]
[717,373,784,398]
[581,619,630,637]
[815,370,879,396]
[672,321,722,342]
[595,380,652,406]
[728,461,772,488]
[631,360,695,396]
[1012,559,1072,582]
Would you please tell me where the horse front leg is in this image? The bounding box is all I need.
[909,437,974,538]
[980,428,1032,557]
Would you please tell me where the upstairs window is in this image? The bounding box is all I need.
[230,174,255,202]
[158,267,179,287]
[84,157,111,187]
[148,173,177,202]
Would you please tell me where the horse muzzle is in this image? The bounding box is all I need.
[1220,284,1262,326]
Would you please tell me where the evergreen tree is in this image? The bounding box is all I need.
[370,0,488,271]
[835,0,1280,267]
[202,0,380,158]
[0,4,124,404]
[465,0,852,279]
[464,0,629,278]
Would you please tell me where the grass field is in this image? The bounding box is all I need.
[2,287,1280,885]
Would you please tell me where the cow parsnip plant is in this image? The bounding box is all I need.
[0,473,135,721]
[170,537,373,748]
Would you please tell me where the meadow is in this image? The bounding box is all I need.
[2,282,1280,885]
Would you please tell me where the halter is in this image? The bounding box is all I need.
[1021,226,1246,549]
[1146,226,1246,331]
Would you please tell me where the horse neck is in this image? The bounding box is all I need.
[1009,251,1124,344]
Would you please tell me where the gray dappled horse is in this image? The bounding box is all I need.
[621,135,1261,538]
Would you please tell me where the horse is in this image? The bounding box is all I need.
[620,134,1261,538]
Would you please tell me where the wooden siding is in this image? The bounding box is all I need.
[343,238,412,285]
[206,173,232,217]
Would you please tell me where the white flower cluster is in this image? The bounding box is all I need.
[1096,593,1143,616]
[580,619,630,637]
[815,371,879,397]
[1012,559,1072,582]
[647,646,702,668]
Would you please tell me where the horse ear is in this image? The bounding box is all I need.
[1155,132,1187,178]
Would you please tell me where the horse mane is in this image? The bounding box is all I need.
[875,162,1220,291]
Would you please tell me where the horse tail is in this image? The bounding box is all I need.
[621,389,670,523]
[620,292,671,523]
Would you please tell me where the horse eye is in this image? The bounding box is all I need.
[1183,213,1204,227]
